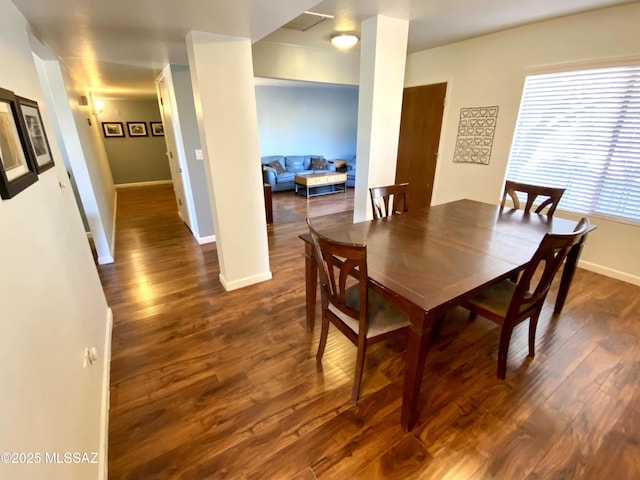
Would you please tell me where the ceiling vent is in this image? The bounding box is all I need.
[283,11,334,32]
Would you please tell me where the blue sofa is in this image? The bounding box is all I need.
[261,155,336,192]
[346,157,356,187]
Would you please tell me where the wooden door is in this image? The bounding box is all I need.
[395,83,447,210]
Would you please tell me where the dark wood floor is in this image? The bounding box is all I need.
[100,184,640,480]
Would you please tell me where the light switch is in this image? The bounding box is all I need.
[195,149,204,160]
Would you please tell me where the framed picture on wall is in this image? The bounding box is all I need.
[127,122,148,137]
[150,122,164,136]
[0,88,39,199]
[17,96,55,173]
[102,122,124,138]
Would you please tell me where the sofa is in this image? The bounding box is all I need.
[261,155,336,192]
[346,157,356,187]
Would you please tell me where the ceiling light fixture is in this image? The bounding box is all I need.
[330,32,359,50]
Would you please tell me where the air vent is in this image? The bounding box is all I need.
[283,11,333,32]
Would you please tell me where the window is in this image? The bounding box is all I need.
[506,65,640,223]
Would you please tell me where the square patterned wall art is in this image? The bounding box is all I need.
[453,106,499,165]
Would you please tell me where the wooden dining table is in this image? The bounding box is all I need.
[300,199,593,431]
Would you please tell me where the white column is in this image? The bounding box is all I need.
[186,31,271,290]
[353,16,409,222]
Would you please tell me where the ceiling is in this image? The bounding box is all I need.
[11,0,639,99]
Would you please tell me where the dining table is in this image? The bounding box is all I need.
[300,199,594,431]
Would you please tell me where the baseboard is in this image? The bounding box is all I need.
[98,308,113,480]
[97,254,115,265]
[115,180,172,189]
[109,189,118,261]
[219,270,272,291]
[578,260,640,286]
[197,234,216,245]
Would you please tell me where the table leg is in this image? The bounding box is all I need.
[401,313,432,431]
[304,242,318,332]
[554,240,584,314]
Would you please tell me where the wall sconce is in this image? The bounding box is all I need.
[92,100,104,116]
[330,32,359,50]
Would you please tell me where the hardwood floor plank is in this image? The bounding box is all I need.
[102,185,640,479]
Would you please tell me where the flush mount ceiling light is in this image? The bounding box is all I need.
[330,32,359,50]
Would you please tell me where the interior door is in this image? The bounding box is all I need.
[395,83,447,210]
[156,77,191,227]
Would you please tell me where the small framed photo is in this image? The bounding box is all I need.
[0,88,38,199]
[150,122,164,136]
[102,122,124,138]
[17,96,55,173]
[127,122,148,137]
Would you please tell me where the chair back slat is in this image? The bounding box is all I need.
[369,183,409,219]
[307,220,368,324]
[506,217,592,319]
[501,180,565,216]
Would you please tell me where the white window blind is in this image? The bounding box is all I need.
[507,65,640,223]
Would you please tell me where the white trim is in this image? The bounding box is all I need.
[197,234,216,245]
[97,190,117,264]
[578,260,640,287]
[97,254,114,264]
[110,189,117,257]
[98,308,113,480]
[219,271,272,291]
[115,180,173,189]
[525,55,640,77]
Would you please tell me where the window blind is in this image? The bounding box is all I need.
[506,65,640,222]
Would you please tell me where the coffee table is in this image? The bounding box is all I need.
[294,172,347,198]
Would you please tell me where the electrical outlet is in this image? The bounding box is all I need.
[83,346,98,368]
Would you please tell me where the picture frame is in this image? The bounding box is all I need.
[150,122,164,136]
[127,122,148,137]
[17,96,55,173]
[102,122,124,138]
[0,88,38,199]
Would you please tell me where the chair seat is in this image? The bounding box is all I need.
[329,284,410,337]
[465,280,532,318]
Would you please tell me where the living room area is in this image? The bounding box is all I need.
[255,77,358,224]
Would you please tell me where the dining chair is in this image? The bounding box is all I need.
[369,183,409,219]
[500,180,565,216]
[306,219,410,404]
[460,217,592,379]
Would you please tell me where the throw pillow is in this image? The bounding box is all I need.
[310,157,327,170]
[267,160,286,175]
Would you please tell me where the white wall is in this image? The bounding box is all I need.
[405,3,640,285]
[164,64,214,240]
[0,2,111,479]
[255,85,358,159]
[252,41,359,86]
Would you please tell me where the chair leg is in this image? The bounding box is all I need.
[351,339,367,405]
[497,324,514,380]
[528,309,543,358]
[469,311,477,321]
[316,314,330,362]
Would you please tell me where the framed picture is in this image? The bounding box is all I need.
[0,88,38,199]
[17,96,55,173]
[150,122,164,136]
[127,122,148,137]
[102,122,124,138]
